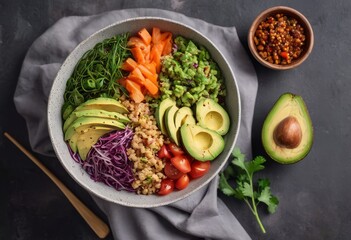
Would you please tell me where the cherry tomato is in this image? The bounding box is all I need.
[175,174,190,190]
[158,145,171,159]
[167,143,185,156]
[158,179,174,195]
[171,155,191,173]
[189,160,210,179]
[164,162,183,180]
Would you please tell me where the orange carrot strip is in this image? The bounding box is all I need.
[138,64,157,83]
[138,28,152,45]
[129,67,146,85]
[150,43,164,73]
[162,36,173,56]
[121,58,138,71]
[151,53,161,73]
[143,45,151,63]
[128,76,145,86]
[144,62,157,75]
[125,79,144,103]
[117,77,127,87]
[131,66,145,79]
[152,27,162,44]
[127,36,147,49]
[131,47,145,64]
[161,32,172,41]
[144,78,158,95]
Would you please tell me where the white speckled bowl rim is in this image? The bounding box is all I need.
[48,17,241,208]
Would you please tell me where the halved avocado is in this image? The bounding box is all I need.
[75,97,129,114]
[180,124,224,161]
[76,127,112,160]
[196,98,230,135]
[155,98,176,135]
[63,109,130,132]
[165,105,180,145]
[262,93,313,164]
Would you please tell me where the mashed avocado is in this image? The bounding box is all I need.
[158,36,226,107]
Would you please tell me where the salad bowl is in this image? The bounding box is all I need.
[48,17,241,207]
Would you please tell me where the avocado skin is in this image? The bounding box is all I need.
[196,98,230,136]
[262,93,313,164]
[180,124,224,161]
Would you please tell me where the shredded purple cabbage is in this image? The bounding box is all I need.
[69,128,135,192]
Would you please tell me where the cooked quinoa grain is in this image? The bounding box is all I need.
[121,96,166,195]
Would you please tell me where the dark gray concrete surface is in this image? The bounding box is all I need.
[1,1,350,239]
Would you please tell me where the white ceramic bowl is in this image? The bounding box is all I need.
[48,17,241,207]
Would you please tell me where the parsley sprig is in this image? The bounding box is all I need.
[219,147,279,233]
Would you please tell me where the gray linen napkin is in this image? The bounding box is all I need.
[14,8,257,240]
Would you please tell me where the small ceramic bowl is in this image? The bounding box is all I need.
[248,6,314,70]
[48,17,241,208]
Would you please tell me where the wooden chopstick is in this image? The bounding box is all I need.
[3,132,110,239]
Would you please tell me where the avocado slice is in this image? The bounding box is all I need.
[76,127,112,160]
[180,124,225,161]
[75,97,129,114]
[63,109,130,132]
[65,117,125,151]
[196,98,230,135]
[262,93,313,164]
[174,107,196,130]
[174,107,196,146]
[62,103,75,120]
[156,98,176,135]
[165,105,180,145]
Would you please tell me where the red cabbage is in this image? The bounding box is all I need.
[69,128,135,192]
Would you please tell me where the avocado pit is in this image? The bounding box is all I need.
[273,116,302,149]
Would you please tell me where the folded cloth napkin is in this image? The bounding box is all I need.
[14,8,257,240]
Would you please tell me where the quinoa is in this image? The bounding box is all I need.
[254,13,306,65]
[121,96,166,195]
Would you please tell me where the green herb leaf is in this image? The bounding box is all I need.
[232,147,245,162]
[223,165,235,179]
[258,178,270,190]
[246,156,266,176]
[268,195,279,214]
[257,186,272,205]
[219,173,236,196]
[218,148,279,234]
[240,182,254,198]
[231,148,246,171]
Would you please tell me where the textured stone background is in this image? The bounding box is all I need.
[1,1,350,239]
